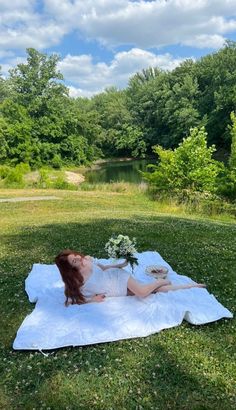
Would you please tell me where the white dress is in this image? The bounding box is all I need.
[81,263,131,298]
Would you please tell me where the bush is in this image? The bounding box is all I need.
[2,163,30,187]
[229,112,236,169]
[38,168,51,188]
[143,127,221,193]
[217,168,236,200]
[4,168,24,187]
[51,154,63,169]
[52,176,77,190]
[0,165,11,179]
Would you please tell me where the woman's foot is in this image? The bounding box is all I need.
[156,283,206,293]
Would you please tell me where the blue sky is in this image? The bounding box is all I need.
[1,0,236,97]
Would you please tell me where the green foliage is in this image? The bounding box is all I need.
[51,154,63,169]
[217,168,236,200]
[215,112,236,200]
[52,176,77,190]
[9,48,67,115]
[0,49,101,168]
[1,43,236,174]
[229,112,236,169]
[0,164,11,179]
[3,163,30,187]
[143,127,221,193]
[127,42,236,151]
[127,62,203,150]
[91,88,146,157]
[110,124,146,158]
[0,117,9,161]
[0,99,35,165]
[38,168,50,188]
[195,40,236,147]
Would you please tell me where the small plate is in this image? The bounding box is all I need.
[145,265,169,279]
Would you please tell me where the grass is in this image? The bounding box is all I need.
[0,187,235,410]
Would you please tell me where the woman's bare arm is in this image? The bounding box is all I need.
[97,260,128,271]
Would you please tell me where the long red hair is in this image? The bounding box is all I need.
[55,249,86,306]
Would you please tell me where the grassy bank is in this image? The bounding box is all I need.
[0,188,235,409]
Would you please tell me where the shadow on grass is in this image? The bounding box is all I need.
[2,336,235,409]
[0,216,235,408]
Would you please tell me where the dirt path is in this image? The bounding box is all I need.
[0,196,59,203]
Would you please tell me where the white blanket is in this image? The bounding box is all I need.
[13,251,233,350]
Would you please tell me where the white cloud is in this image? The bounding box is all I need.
[0,56,27,77]
[1,0,236,96]
[0,0,236,57]
[0,0,66,51]
[183,34,226,49]
[68,85,95,99]
[59,48,185,96]
[44,0,236,49]
[77,0,236,48]
[0,0,34,11]
[0,22,66,50]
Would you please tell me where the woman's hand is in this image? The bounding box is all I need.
[155,279,171,287]
[90,294,106,303]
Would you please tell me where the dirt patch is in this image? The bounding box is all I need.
[65,171,85,185]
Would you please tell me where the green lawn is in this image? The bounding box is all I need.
[0,188,235,410]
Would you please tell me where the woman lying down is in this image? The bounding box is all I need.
[55,249,206,306]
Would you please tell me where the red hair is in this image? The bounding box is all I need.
[55,249,86,306]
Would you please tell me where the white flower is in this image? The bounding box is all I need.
[105,235,137,261]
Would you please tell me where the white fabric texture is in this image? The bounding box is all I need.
[13,251,233,350]
[82,264,130,298]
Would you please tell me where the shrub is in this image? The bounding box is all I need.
[3,163,30,187]
[51,154,63,169]
[0,165,11,179]
[143,127,221,193]
[4,168,24,187]
[229,112,236,169]
[38,168,51,188]
[217,168,236,200]
[52,176,77,190]
[216,112,236,200]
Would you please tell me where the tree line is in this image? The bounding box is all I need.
[0,42,236,169]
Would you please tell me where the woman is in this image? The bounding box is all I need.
[55,249,206,306]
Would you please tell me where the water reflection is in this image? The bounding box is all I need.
[85,159,156,184]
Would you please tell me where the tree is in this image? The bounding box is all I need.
[130,67,162,86]
[5,49,102,166]
[0,68,9,103]
[194,40,236,147]
[215,112,236,200]
[229,112,236,169]
[9,48,68,117]
[0,99,35,165]
[91,87,145,157]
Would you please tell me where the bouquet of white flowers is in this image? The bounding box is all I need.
[105,234,138,272]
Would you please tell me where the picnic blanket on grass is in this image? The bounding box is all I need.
[13,251,233,350]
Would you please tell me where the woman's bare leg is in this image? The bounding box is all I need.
[155,283,206,293]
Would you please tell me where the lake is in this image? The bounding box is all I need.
[85,159,156,184]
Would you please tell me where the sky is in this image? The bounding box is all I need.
[0,0,236,98]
